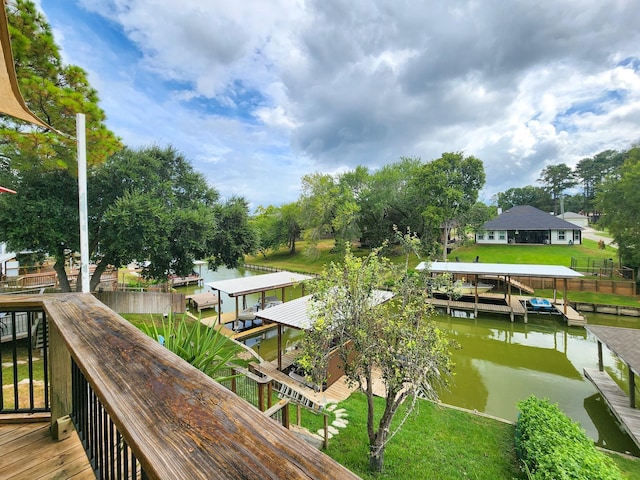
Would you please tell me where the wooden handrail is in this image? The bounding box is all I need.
[0,293,360,480]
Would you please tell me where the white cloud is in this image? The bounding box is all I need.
[38,0,640,209]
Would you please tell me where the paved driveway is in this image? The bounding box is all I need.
[582,227,617,248]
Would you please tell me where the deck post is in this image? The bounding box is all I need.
[629,365,636,408]
[277,324,283,370]
[323,414,329,449]
[597,341,603,371]
[49,320,72,440]
[563,279,568,315]
[216,289,222,325]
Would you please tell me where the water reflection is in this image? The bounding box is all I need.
[435,313,640,455]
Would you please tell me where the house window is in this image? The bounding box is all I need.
[488,231,495,240]
[558,230,565,240]
[477,231,484,240]
[499,231,506,241]
[573,230,580,241]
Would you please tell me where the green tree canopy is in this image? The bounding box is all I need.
[537,163,577,215]
[357,157,425,248]
[252,202,301,256]
[494,185,553,212]
[2,0,121,171]
[0,145,256,290]
[413,152,485,260]
[597,147,640,270]
[575,149,625,216]
[299,244,455,472]
[299,170,363,255]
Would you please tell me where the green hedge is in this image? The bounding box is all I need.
[515,396,623,480]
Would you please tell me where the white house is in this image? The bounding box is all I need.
[556,211,589,228]
[0,242,17,277]
[476,205,582,245]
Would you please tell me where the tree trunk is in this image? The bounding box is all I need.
[369,443,385,471]
[88,261,108,292]
[442,225,450,262]
[53,257,71,292]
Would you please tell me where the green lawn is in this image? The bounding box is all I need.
[450,238,617,266]
[322,393,525,479]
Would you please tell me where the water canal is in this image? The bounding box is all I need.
[179,265,640,455]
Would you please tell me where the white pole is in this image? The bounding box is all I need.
[77,113,90,293]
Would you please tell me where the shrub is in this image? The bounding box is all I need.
[515,396,623,480]
[141,315,249,382]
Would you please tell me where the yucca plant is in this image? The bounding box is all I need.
[142,315,249,382]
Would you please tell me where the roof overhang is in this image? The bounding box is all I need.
[416,261,583,279]
[586,325,640,378]
[255,290,395,330]
[205,271,313,297]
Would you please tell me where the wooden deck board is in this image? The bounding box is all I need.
[584,368,640,450]
[554,301,586,326]
[0,421,94,480]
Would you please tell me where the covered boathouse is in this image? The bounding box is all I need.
[415,261,585,325]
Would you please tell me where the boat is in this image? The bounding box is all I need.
[238,297,283,321]
[455,282,494,295]
[528,297,553,310]
[434,281,494,296]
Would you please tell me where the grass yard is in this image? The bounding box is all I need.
[322,393,525,480]
[246,238,618,273]
[450,238,618,266]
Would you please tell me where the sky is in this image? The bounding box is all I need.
[35,0,640,210]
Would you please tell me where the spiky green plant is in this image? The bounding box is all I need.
[142,315,249,382]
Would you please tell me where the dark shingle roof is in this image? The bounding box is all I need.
[481,205,583,231]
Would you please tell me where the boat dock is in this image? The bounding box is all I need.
[428,293,586,326]
[185,291,219,312]
[419,261,586,326]
[171,275,203,287]
[584,368,640,450]
[583,325,640,451]
[428,294,527,322]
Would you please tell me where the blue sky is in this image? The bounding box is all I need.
[36,0,640,210]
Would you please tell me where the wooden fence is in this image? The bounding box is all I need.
[510,276,637,297]
[93,291,186,315]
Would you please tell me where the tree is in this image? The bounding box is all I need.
[0,0,120,290]
[0,163,80,290]
[357,157,425,248]
[252,202,302,256]
[459,202,496,239]
[575,149,624,217]
[299,171,362,255]
[1,0,121,171]
[537,164,577,215]
[494,185,552,212]
[413,152,485,260]
[0,145,256,290]
[597,147,640,270]
[299,244,455,472]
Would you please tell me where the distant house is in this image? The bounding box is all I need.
[0,242,17,277]
[476,205,582,245]
[556,211,589,228]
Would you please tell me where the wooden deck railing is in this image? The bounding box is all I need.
[0,293,360,480]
